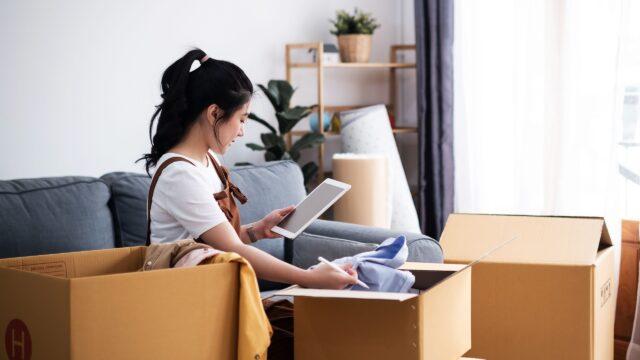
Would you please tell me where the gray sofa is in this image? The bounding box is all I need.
[0,160,443,290]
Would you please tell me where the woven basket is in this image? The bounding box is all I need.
[337,34,372,63]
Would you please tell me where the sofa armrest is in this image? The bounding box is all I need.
[291,219,443,269]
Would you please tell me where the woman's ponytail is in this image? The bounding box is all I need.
[138,48,253,175]
[158,49,206,121]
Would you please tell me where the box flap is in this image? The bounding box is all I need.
[0,247,145,278]
[400,262,466,290]
[274,286,418,301]
[440,213,612,265]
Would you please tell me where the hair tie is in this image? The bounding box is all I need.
[190,55,210,73]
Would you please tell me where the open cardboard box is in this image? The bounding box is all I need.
[0,246,240,359]
[276,262,472,360]
[441,214,615,360]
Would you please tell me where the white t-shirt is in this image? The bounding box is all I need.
[149,151,227,244]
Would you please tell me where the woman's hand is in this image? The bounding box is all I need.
[253,205,296,239]
[302,262,359,290]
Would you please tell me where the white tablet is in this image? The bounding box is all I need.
[271,178,351,239]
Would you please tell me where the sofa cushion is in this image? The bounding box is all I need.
[100,172,151,248]
[230,160,306,223]
[0,177,115,258]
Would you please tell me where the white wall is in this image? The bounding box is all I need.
[0,0,416,179]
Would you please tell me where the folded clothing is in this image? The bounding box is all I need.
[174,247,222,268]
[331,235,415,293]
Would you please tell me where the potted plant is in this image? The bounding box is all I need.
[330,8,380,63]
[244,80,325,186]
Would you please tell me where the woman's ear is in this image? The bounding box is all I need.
[206,104,222,125]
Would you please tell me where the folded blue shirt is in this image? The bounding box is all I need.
[331,235,415,293]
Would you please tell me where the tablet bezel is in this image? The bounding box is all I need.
[271,178,351,239]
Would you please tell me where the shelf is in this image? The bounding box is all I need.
[290,127,417,137]
[285,42,417,185]
[391,127,419,134]
[324,104,392,112]
[290,62,415,69]
[327,62,415,69]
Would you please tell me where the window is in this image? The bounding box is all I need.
[618,0,640,218]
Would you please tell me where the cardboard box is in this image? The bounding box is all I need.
[441,214,615,360]
[0,247,240,359]
[276,262,472,360]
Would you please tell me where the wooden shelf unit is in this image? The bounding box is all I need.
[285,42,417,183]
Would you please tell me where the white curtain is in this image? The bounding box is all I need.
[454,0,639,357]
[454,0,624,219]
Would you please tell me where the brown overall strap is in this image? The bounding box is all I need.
[146,157,195,246]
[229,183,248,204]
[208,153,227,187]
[208,153,247,204]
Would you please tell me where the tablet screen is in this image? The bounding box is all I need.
[277,181,346,234]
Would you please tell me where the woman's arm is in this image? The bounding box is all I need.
[237,205,295,244]
[200,221,358,289]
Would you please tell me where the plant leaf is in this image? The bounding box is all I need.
[246,143,266,151]
[266,81,279,106]
[291,133,325,155]
[269,80,294,111]
[329,7,379,35]
[265,151,278,162]
[248,113,277,134]
[260,133,286,162]
[287,149,300,161]
[277,106,314,134]
[282,106,313,120]
[258,84,280,111]
[265,147,285,161]
[260,133,285,149]
[301,162,319,187]
[275,113,289,135]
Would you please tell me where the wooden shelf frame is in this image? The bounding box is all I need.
[290,62,416,69]
[285,42,417,183]
[290,127,418,137]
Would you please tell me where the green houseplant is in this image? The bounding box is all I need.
[244,80,324,186]
[330,8,380,63]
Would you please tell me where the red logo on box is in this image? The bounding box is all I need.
[5,319,31,360]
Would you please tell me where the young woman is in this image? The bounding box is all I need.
[139,48,357,290]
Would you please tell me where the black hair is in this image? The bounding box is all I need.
[138,48,253,175]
